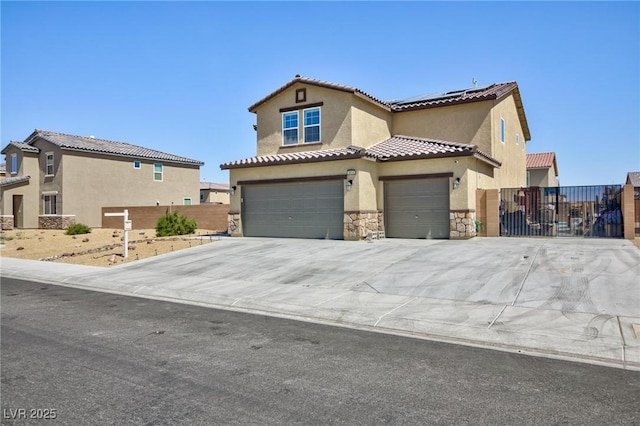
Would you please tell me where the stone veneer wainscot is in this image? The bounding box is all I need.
[38,215,76,230]
[450,210,476,239]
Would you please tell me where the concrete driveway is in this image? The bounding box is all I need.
[2,236,639,369]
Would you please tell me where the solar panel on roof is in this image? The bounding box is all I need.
[465,84,494,94]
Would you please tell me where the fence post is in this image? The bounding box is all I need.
[485,189,500,237]
[623,184,635,240]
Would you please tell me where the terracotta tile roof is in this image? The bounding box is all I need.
[21,130,204,166]
[221,146,364,169]
[626,172,640,187]
[248,76,531,141]
[388,82,517,110]
[1,141,40,154]
[200,182,230,191]
[248,75,390,112]
[221,137,500,170]
[0,175,31,187]
[526,152,556,169]
[367,135,501,167]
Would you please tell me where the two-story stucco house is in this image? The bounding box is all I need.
[526,152,559,187]
[221,75,531,240]
[1,129,204,229]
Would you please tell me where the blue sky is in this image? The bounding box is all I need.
[2,1,638,186]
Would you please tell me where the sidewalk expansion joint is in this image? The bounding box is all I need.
[374,298,417,327]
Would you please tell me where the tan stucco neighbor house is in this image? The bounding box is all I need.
[221,75,532,240]
[200,182,230,204]
[526,152,559,187]
[1,129,204,230]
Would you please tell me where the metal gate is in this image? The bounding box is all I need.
[499,185,623,238]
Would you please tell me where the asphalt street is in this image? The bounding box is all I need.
[2,278,639,425]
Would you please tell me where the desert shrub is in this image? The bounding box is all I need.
[155,210,197,237]
[66,223,92,235]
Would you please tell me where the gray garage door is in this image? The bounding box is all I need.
[242,180,344,239]
[384,178,450,239]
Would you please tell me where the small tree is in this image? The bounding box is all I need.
[65,223,92,235]
[155,210,197,237]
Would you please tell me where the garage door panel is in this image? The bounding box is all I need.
[243,181,344,239]
[385,178,450,239]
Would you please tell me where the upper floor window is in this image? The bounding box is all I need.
[183,197,192,205]
[282,112,299,145]
[10,153,17,174]
[153,163,163,181]
[45,152,54,176]
[303,107,321,143]
[133,160,141,169]
[500,118,505,143]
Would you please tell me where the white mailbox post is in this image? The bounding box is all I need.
[104,209,130,258]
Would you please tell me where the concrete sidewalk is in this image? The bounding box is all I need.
[2,237,639,370]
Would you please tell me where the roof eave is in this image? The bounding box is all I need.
[54,145,204,166]
[505,86,531,141]
[220,152,362,170]
[392,95,496,113]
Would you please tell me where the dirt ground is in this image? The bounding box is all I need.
[0,228,221,267]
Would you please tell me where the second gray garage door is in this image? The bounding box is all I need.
[242,180,344,239]
[384,178,450,239]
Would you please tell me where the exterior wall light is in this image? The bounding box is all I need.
[345,179,353,192]
[230,185,237,196]
[453,178,460,190]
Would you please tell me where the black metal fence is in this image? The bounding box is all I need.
[500,185,623,238]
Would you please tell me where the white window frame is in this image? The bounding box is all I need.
[303,107,321,143]
[43,194,57,215]
[10,153,17,174]
[282,111,299,145]
[500,118,505,144]
[133,160,141,169]
[183,197,192,205]
[45,152,55,176]
[153,163,163,182]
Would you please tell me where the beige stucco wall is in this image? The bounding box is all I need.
[61,151,200,227]
[254,83,355,156]
[0,148,41,228]
[528,168,558,187]
[202,190,230,204]
[392,101,493,153]
[350,96,392,149]
[488,95,527,189]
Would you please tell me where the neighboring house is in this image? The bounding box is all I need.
[221,75,531,240]
[526,152,559,187]
[200,181,230,204]
[0,163,6,180]
[1,129,204,229]
[626,172,640,187]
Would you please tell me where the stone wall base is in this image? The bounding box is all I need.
[450,210,476,239]
[344,211,383,241]
[38,215,76,230]
[1,215,14,230]
[228,212,242,237]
